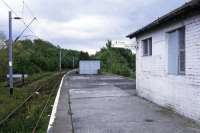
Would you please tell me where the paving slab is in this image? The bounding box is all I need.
[69,75,200,133]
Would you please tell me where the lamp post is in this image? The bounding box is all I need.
[8,11,23,96]
[57,45,62,73]
[60,47,62,73]
[73,56,75,69]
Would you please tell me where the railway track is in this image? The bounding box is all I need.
[0,86,42,126]
[4,73,53,88]
[32,78,61,133]
[0,72,64,132]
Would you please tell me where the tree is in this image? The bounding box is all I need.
[106,40,112,49]
[80,51,90,60]
[0,31,7,80]
[0,38,85,81]
[95,41,136,77]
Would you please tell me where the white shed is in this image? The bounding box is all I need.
[79,60,100,75]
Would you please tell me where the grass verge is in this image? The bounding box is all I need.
[0,72,64,133]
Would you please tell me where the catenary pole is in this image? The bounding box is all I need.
[59,47,62,72]
[73,56,75,69]
[8,11,13,96]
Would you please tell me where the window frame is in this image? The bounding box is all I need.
[178,27,185,75]
[167,26,185,75]
[142,37,152,56]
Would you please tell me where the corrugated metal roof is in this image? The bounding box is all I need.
[126,0,200,39]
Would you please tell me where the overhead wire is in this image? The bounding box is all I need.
[14,17,37,42]
[21,0,24,18]
[23,1,40,23]
[0,0,40,39]
[0,0,57,44]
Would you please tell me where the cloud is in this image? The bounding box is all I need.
[0,0,189,54]
[35,15,130,39]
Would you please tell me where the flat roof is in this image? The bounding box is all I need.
[126,0,200,39]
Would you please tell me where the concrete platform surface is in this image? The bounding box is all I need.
[69,75,200,133]
[47,75,73,133]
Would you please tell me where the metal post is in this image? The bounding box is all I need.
[8,11,13,96]
[108,48,112,73]
[73,56,75,69]
[59,47,62,72]
[110,51,112,73]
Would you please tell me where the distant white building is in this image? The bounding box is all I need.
[127,0,200,122]
[79,60,101,75]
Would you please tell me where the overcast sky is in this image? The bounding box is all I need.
[0,0,189,54]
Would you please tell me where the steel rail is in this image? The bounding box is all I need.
[32,77,61,133]
[0,74,60,126]
[0,86,42,126]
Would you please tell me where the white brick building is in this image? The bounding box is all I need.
[127,0,200,122]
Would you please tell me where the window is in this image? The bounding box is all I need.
[168,27,185,75]
[142,38,152,56]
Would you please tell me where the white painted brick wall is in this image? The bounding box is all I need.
[136,14,200,123]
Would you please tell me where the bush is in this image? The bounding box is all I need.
[95,41,135,78]
[0,39,87,80]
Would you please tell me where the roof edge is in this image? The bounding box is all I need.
[126,0,200,39]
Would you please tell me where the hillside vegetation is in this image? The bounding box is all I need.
[0,39,89,80]
[95,40,135,78]
[0,39,135,132]
[0,72,63,132]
